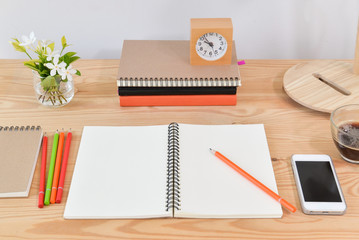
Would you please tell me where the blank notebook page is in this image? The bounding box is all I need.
[64,125,170,219]
[176,124,282,218]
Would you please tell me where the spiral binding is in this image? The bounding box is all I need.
[0,126,41,131]
[166,122,181,213]
[118,77,241,87]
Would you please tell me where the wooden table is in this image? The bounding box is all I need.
[0,59,358,239]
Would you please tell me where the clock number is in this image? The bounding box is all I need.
[196,32,227,60]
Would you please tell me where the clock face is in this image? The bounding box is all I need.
[195,32,227,61]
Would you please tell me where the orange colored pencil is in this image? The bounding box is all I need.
[56,130,72,203]
[50,130,65,204]
[210,148,296,213]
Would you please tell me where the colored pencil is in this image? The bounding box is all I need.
[50,130,65,203]
[56,130,72,203]
[210,148,296,213]
[38,134,47,208]
[44,131,59,205]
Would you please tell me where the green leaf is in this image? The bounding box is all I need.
[11,41,26,53]
[11,38,20,43]
[48,42,55,51]
[54,75,62,84]
[40,70,48,75]
[61,36,67,48]
[63,52,77,58]
[67,56,80,65]
[41,75,58,91]
[63,55,70,65]
[24,62,39,72]
[25,59,40,65]
[75,70,81,76]
[62,52,78,65]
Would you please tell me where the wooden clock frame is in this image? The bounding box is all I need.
[190,18,233,65]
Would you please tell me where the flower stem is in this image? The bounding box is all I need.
[60,46,65,56]
[25,51,32,60]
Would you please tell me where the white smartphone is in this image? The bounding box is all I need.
[291,154,346,215]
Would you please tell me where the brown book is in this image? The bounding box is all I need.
[117,40,241,87]
[0,126,43,197]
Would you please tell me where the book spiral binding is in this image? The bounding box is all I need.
[118,77,241,87]
[166,122,181,212]
[0,126,41,131]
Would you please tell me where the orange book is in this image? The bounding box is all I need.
[119,94,237,106]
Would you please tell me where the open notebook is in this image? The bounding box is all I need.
[64,123,282,219]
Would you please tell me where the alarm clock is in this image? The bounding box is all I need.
[190,18,233,65]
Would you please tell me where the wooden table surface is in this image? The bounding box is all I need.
[0,59,358,240]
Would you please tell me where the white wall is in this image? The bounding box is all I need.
[1,0,359,59]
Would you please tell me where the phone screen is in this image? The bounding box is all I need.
[295,161,342,202]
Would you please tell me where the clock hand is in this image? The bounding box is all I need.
[203,40,212,46]
[203,36,214,47]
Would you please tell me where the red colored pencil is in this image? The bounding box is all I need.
[56,130,72,203]
[38,134,48,208]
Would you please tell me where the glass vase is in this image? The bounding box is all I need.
[33,71,75,107]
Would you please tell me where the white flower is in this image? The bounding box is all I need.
[45,56,66,76]
[19,32,36,47]
[39,39,52,48]
[59,65,76,81]
[45,47,60,61]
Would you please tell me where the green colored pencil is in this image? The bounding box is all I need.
[44,131,59,205]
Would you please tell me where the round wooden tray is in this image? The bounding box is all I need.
[283,60,359,113]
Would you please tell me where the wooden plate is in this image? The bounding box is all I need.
[283,60,359,113]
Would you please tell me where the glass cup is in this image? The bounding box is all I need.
[331,104,359,163]
[33,71,74,107]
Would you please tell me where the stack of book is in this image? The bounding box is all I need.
[117,40,241,106]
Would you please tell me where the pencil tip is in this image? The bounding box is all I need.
[209,148,216,154]
[312,73,320,78]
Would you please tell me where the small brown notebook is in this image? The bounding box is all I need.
[0,126,43,197]
[117,40,241,87]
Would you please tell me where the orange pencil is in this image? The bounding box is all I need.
[50,130,65,204]
[56,130,72,203]
[210,148,296,213]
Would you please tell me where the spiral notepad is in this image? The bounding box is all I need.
[117,40,241,87]
[0,126,43,197]
[64,124,282,219]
